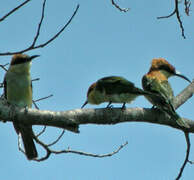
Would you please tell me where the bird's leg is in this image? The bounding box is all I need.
[24,105,29,114]
[106,101,113,108]
[8,103,17,124]
[121,102,126,111]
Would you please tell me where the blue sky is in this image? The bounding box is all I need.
[0,0,194,179]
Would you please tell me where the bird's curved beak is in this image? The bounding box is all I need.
[30,55,40,61]
[81,101,88,109]
[175,70,191,83]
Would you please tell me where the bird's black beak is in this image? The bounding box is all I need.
[81,101,88,109]
[175,70,191,83]
[30,55,40,61]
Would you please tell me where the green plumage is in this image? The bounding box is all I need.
[82,76,150,108]
[142,75,189,128]
[4,54,38,160]
[97,76,148,96]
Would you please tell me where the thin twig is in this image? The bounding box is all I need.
[185,0,191,16]
[47,130,65,147]
[111,0,129,12]
[36,126,47,137]
[157,10,176,19]
[0,0,31,22]
[33,136,51,161]
[188,160,194,164]
[0,4,80,55]
[175,132,190,180]
[32,100,39,110]
[0,63,9,71]
[33,4,80,49]
[33,94,53,103]
[157,0,186,39]
[52,141,128,157]
[31,0,46,47]
[175,0,186,38]
[31,78,40,82]
[33,137,128,162]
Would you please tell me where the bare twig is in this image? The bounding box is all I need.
[31,78,40,82]
[184,0,191,16]
[188,160,194,164]
[157,0,186,39]
[33,94,53,103]
[33,137,128,162]
[31,0,46,47]
[32,100,39,110]
[157,10,176,19]
[111,0,129,12]
[33,94,53,109]
[175,132,190,180]
[0,0,31,22]
[36,126,47,137]
[0,63,9,71]
[0,4,80,55]
[32,92,50,138]
[47,130,65,147]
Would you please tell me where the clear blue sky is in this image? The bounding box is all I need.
[0,0,193,179]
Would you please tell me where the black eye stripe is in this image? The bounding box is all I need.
[151,65,175,74]
[11,57,31,65]
[158,65,175,73]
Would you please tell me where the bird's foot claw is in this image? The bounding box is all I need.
[24,106,28,114]
[106,105,114,109]
[121,103,126,111]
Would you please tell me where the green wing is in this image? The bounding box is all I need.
[142,75,174,101]
[3,77,7,99]
[142,75,175,111]
[142,75,190,128]
[96,76,142,95]
[160,81,174,101]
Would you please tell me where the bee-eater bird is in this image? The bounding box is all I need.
[142,58,191,128]
[4,54,40,160]
[81,76,151,109]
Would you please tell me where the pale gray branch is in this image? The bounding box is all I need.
[0,79,193,133]
[173,79,194,109]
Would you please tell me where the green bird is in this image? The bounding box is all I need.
[142,58,191,128]
[4,54,39,160]
[81,76,151,109]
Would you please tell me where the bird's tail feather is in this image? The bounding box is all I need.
[14,122,37,160]
[20,125,37,160]
[176,117,190,128]
[168,110,190,128]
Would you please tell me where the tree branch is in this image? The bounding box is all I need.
[176,132,191,180]
[0,3,80,55]
[0,80,193,133]
[184,0,191,16]
[0,0,31,22]
[111,0,129,12]
[173,79,194,109]
[157,0,186,39]
[33,138,128,162]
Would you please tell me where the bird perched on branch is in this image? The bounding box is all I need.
[142,58,191,128]
[4,54,39,160]
[81,76,151,109]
